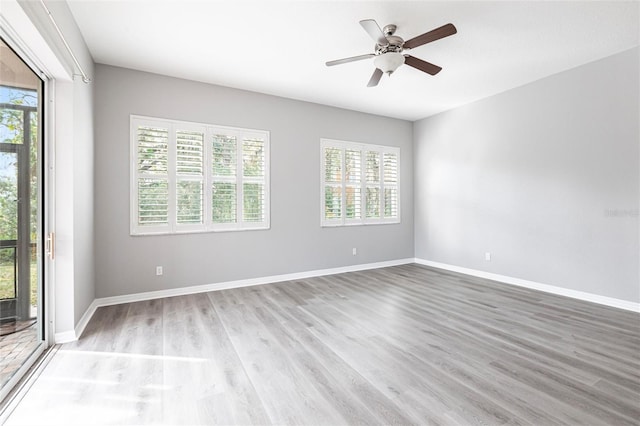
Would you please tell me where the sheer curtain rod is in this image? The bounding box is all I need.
[39,0,91,83]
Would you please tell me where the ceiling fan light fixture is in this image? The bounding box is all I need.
[325,20,456,86]
[374,52,405,75]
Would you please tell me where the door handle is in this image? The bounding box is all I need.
[46,232,55,260]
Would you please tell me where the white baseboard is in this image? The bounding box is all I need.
[75,299,100,338]
[65,258,414,340]
[415,258,640,313]
[53,300,99,344]
[62,256,637,342]
[53,330,76,344]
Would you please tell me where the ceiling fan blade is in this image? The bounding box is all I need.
[360,19,389,46]
[404,55,442,75]
[403,23,457,49]
[326,53,375,67]
[367,68,383,87]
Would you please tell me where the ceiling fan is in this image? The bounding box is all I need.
[326,19,457,87]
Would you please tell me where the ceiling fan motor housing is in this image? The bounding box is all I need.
[382,24,397,36]
[376,32,405,54]
[373,24,406,75]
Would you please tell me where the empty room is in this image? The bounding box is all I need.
[0,0,638,425]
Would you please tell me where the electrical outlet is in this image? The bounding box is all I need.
[485,252,491,261]
[352,247,357,256]
[156,266,163,276]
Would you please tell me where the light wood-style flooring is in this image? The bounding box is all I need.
[6,264,640,425]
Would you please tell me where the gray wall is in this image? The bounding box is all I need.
[414,47,639,303]
[94,65,413,298]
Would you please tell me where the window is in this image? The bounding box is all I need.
[321,139,399,226]
[131,116,269,235]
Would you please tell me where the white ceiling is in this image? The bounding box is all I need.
[67,1,639,121]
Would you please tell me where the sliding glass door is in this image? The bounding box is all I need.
[0,36,45,400]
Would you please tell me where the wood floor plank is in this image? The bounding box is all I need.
[210,288,348,425]
[300,301,525,425]
[6,264,640,425]
[310,279,589,424]
[248,286,417,425]
[235,286,388,425]
[161,294,270,425]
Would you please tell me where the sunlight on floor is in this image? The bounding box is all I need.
[5,348,219,425]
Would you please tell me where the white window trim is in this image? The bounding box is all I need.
[320,138,400,227]
[130,115,270,235]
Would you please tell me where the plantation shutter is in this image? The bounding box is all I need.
[176,129,204,226]
[210,129,269,229]
[242,137,266,223]
[131,115,270,235]
[211,134,237,224]
[344,149,362,220]
[320,138,399,227]
[383,152,398,219]
[135,124,170,232]
[323,144,343,223]
[365,151,381,219]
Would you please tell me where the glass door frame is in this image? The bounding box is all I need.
[0,93,36,323]
[0,29,52,404]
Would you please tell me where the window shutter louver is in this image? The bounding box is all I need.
[321,139,399,227]
[137,126,168,174]
[132,116,269,235]
[242,138,264,177]
[212,134,238,224]
[366,151,380,183]
[177,180,203,224]
[212,182,237,223]
[366,151,381,218]
[137,178,169,225]
[324,147,342,184]
[243,183,264,222]
[212,134,237,176]
[383,153,398,218]
[323,146,342,220]
[176,130,204,225]
[177,130,204,175]
[366,187,380,218]
[384,188,398,218]
[383,153,398,184]
[136,125,169,228]
[242,138,266,223]
[345,149,361,220]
